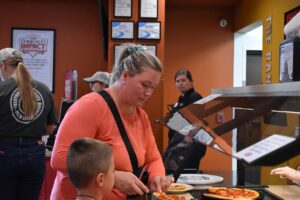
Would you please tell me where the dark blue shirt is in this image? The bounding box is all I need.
[163,87,206,174]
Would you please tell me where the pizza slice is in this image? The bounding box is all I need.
[153,192,186,200]
[168,184,188,191]
[203,187,259,200]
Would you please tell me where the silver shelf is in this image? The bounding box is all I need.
[212,81,300,97]
[180,82,300,168]
[209,82,300,112]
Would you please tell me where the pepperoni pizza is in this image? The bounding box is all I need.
[203,187,259,200]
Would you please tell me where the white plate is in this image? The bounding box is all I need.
[167,183,193,193]
[176,174,224,185]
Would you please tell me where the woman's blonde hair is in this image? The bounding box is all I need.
[111,43,163,84]
[6,57,37,116]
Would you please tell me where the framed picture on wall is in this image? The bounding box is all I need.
[114,44,124,65]
[111,21,134,40]
[114,0,132,18]
[11,28,56,92]
[137,21,160,40]
[114,44,157,64]
[144,44,157,55]
[139,0,158,19]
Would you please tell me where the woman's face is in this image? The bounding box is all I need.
[123,67,161,107]
[90,81,107,92]
[175,74,193,94]
[0,62,13,81]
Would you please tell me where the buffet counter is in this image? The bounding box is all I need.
[187,185,300,200]
[148,185,300,200]
[266,185,300,200]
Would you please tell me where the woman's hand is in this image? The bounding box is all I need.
[114,171,149,196]
[149,176,174,192]
[270,166,300,181]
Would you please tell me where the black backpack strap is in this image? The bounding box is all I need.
[98,90,139,172]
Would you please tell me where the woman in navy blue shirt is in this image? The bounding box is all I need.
[163,69,207,175]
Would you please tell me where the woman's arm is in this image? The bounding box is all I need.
[45,123,57,135]
[143,113,174,192]
[50,95,102,172]
[114,170,149,195]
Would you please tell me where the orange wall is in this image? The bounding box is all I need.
[107,0,166,152]
[165,6,234,171]
[0,0,167,153]
[235,0,300,84]
[0,1,107,114]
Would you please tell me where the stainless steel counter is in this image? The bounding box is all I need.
[266,185,300,200]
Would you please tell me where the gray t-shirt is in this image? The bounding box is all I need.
[0,78,57,137]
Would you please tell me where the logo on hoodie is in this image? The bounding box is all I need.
[10,88,44,124]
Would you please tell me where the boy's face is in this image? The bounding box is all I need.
[102,157,115,195]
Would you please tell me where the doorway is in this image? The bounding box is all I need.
[232,22,263,185]
[246,50,262,85]
[233,22,262,87]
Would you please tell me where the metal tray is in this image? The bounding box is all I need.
[189,188,283,200]
[139,187,283,200]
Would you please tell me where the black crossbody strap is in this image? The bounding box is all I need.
[98,90,139,172]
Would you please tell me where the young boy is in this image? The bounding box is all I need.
[67,138,115,200]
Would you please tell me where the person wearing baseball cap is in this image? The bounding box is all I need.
[0,48,23,81]
[0,47,57,199]
[83,71,110,92]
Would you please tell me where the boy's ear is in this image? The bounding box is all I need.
[96,173,104,187]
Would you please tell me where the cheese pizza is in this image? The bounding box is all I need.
[153,192,186,200]
[168,184,187,191]
[203,187,259,200]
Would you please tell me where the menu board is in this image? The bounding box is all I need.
[235,134,295,163]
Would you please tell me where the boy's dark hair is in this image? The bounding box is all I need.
[67,138,113,189]
[174,68,193,82]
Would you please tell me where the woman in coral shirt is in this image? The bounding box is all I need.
[51,43,173,200]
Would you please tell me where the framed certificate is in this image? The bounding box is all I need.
[111,21,134,40]
[144,44,156,55]
[114,44,124,65]
[114,44,157,64]
[137,21,160,40]
[114,0,132,18]
[139,0,158,19]
[11,28,56,92]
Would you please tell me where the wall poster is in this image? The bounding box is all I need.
[11,28,56,92]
